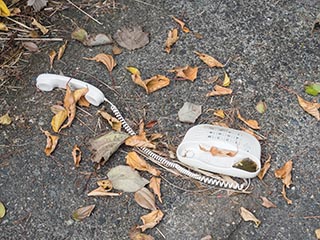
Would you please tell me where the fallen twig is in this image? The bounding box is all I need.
[66,0,103,25]
[0,37,64,41]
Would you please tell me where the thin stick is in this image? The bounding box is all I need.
[0,37,64,41]
[5,17,34,30]
[66,0,103,25]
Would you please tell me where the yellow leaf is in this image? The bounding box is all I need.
[206,85,232,97]
[222,71,230,87]
[72,144,82,167]
[258,155,271,180]
[87,186,121,197]
[85,53,116,72]
[126,151,161,176]
[149,176,162,203]
[165,28,179,54]
[237,110,260,130]
[78,96,90,107]
[260,196,277,208]
[213,109,225,119]
[97,179,113,191]
[73,87,89,102]
[31,18,48,35]
[297,95,320,120]
[42,130,59,156]
[0,0,10,16]
[138,209,164,232]
[144,75,170,93]
[169,65,198,81]
[239,207,261,227]
[0,22,8,31]
[51,108,67,132]
[172,16,190,33]
[125,133,156,149]
[57,40,68,60]
[275,160,293,188]
[0,112,12,125]
[126,66,141,75]
[48,49,56,68]
[0,201,5,219]
[98,109,122,131]
[194,51,224,68]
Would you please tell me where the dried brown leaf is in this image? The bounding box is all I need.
[87,186,121,197]
[297,95,320,120]
[260,196,277,208]
[72,144,81,167]
[48,49,56,68]
[22,42,38,52]
[206,85,232,97]
[134,187,157,210]
[165,28,179,53]
[0,22,8,31]
[51,108,67,132]
[126,152,160,176]
[113,26,149,50]
[138,209,164,232]
[125,133,156,149]
[281,184,292,204]
[237,110,260,130]
[213,109,225,119]
[97,179,113,191]
[144,75,170,93]
[172,16,190,33]
[112,45,122,55]
[199,145,237,157]
[169,65,198,81]
[258,155,271,180]
[149,177,162,203]
[275,160,293,188]
[78,96,90,107]
[42,130,59,156]
[315,228,320,239]
[194,51,224,68]
[57,40,68,60]
[60,84,76,130]
[0,113,12,125]
[145,120,158,129]
[72,205,95,221]
[129,226,155,240]
[31,18,48,34]
[239,207,261,227]
[98,109,122,131]
[85,53,116,72]
[240,127,266,141]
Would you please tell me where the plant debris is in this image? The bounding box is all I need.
[113,26,149,50]
[72,205,95,221]
[256,100,267,114]
[199,145,237,157]
[168,65,198,81]
[0,201,5,219]
[275,160,293,204]
[296,95,320,120]
[0,113,12,125]
[149,177,162,203]
[206,85,232,97]
[42,129,59,156]
[239,207,261,227]
[134,187,157,210]
[125,133,156,149]
[138,209,164,232]
[237,110,260,129]
[126,151,161,176]
[194,51,224,68]
[165,28,179,53]
[258,155,271,180]
[129,226,155,240]
[305,82,320,96]
[84,53,116,73]
[98,109,122,131]
[72,28,113,46]
[172,16,191,33]
[260,196,277,208]
[72,145,81,167]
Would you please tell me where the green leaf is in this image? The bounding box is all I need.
[0,201,6,219]
[305,83,320,96]
[255,101,267,114]
[72,205,95,221]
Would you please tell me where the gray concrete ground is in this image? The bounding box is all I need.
[0,0,319,239]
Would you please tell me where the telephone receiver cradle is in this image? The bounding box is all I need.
[176,124,261,178]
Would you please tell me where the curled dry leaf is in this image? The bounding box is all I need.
[145,120,158,129]
[199,145,237,157]
[97,179,113,190]
[22,42,39,52]
[71,28,113,46]
[126,152,161,176]
[98,109,122,131]
[149,177,162,203]
[113,26,149,50]
[127,66,141,75]
[72,144,82,167]
[60,84,75,130]
[72,205,95,221]
[144,75,170,94]
[214,109,225,119]
[31,18,48,35]
[49,49,56,69]
[112,45,122,55]
[89,131,129,165]
[260,196,277,208]
[165,28,179,53]
[172,16,190,33]
[256,100,267,114]
[84,53,116,72]
[42,130,59,156]
[134,187,157,210]
[237,110,260,130]
[129,226,155,240]
[281,184,292,205]
[57,40,68,60]
[51,108,67,132]
[88,186,121,197]
[0,113,12,125]
[222,71,231,87]
[107,165,149,192]
[315,228,320,239]
[0,201,5,219]
[207,85,232,97]
[297,95,320,120]
[0,22,8,31]
[169,65,198,81]
[125,133,156,149]
[194,51,224,68]
[258,155,271,180]
[78,96,90,107]
[138,209,164,232]
[275,160,293,188]
[239,207,261,227]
